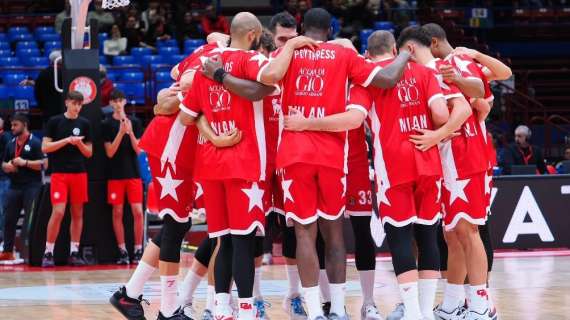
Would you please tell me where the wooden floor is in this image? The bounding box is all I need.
[0,253,569,320]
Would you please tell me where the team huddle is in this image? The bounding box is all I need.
[108,7,512,320]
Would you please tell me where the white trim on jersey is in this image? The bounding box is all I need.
[160,118,187,173]
[177,91,184,102]
[438,140,461,184]
[346,104,368,117]
[208,229,230,238]
[253,100,267,181]
[382,215,417,227]
[230,221,266,237]
[444,212,487,231]
[179,103,199,118]
[369,106,392,207]
[158,209,190,223]
[257,63,270,83]
[428,93,445,107]
[416,213,442,226]
[345,210,373,217]
[362,66,382,87]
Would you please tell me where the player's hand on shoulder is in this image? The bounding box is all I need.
[284,108,309,131]
[452,47,479,59]
[202,55,223,80]
[212,129,242,148]
[439,64,460,84]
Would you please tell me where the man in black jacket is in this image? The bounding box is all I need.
[501,125,548,175]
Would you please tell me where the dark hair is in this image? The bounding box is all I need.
[260,29,277,53]
[396,26,431,49]
[367,31,395,56]
[11,113,29,128]
[269,11,297,33]
[66,90,84,102]
[110,89,126,101]
[422,23,447,40]
[303,8,331,33]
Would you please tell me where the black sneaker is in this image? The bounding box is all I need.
[110,286,148,320]
[132,249,143,264]
[157,307,193,320]
[68,251,86,266]
[322,301,331,317]
[41,252,55,267]
[117,249,130,265]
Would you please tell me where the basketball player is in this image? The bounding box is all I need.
[102,89,144,265]
[41,91,92,267]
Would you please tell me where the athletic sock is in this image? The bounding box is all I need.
[160,275,179,317]
[253,267,262,299]
[118,243,127,252]
[441,283,465,312]
[469,284,488,314]
[359,270,375,305]
[319,269,331,303]
[286,264,301,298]
[464,284,471,306]
[215,293,232,316]
[178,269,202,306]
[125,261,156,299]
[399,282,422,320]
[303,286,324,319]
[330,283,346,316]
[44,242,54,254]
[70,241,80,254]
[238,297,255,320]
[487,285,495,311]
[134,244,142,251]
[206,285,215,311]
[418,279,438,320]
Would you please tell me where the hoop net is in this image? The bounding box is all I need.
[102,0,130,9]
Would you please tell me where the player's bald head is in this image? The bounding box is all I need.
[157,88,180,111]
[230,12,262,37]
[367,31,395,57]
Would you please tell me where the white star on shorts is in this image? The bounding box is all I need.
[156,167,183,201]
[445,178,470,205]
[242,182,264,212]
[281,179,294,203]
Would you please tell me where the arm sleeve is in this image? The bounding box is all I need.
[347,49,381,87]
[44,117,56,139]
[242,52,270,82]
[346,85,373,116]
[3,144,11,163]
[31,140,45,160]
[83,120,93,143]
[101,120,113,143]
[425,69,445,108]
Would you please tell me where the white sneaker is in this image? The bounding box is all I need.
[181,303,195,318]
[433,304,466,320]
[262,253,273,265]
[361,303,384,320]
[282,295,308,320]
[464,308,496,320]
[386,303,405,320]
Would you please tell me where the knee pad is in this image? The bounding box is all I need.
[350,216,376,271]
[159,215,191,263]
[479,223,494,272]
[437,222,448,271]
[385,224,416,276]
[414,224,441,271]
[255,236,264,258]
[282,225,297,259]
[151,227,164,248]
[194,237,213,267]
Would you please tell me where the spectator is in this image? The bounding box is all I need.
[177,11,205,45]
[104,25,128,56]
[124,15,150,52]
[141,0,161,33]
[35,51,64,126]
[55,1,71,34]
[126,5,145,29]
[268,11,298,48]
[145,16,174,47]
[556,147,570,174]
[201,5,230,35]
[88,0,116,33]
[501,125,548,174]
[285,0,302,26]
[102,90,144,265]
[41,91,93,267]
[99,65,114,108]
[0,114,46,264]
[0,118,11,245]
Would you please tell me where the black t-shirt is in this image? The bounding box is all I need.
[44,114,92,173]
[102,115,142,180]
[0,132,12,179]
[3,134,44,187]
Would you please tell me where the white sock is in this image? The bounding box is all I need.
[134,245,142,251]
[125,261,156,299]
[178,269,203,306]
[253,267,262,299]
[45,242,55,254]
[303,286,324,319]
[359,270,375,305]
[286,264,301,298]
[399,282,422,320]
[487,285,495,310]
[70,242,80,254]
[441,283,465,312]
[206,285,215,311]
[469,284,488,313]
[118,243,127,251]
[238,297,255,320]
[215,293,232,316]
[319,270,331,303]
[330,283,346,316]
[160,275,179,317]
[464,284,471,305]
[418,279,438,320]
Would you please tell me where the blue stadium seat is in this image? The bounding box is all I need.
[9,33,34,42]
[121,71,144,82]
[168,54,186,65]
[35,26,56,37]
[150,63,170,72]
[0,85,7,100]
[14,86,37,107]
[16,41,38,50]
[0,57,21,67]
[155,81,172,96]
[98,33,109,43]
[157,39,177,48]
[360,29,374,45]
[361,44,367,54]
[131,47,152,59]
[3,72,27,85]
[0,49,11,57]
[374,21,395,31]
[114,82,145,104]
[0,33,6,42]
[155,71,171,82]
[38,33,60,42]
[113,55,135,65]
[25,56,49,67]
[184,39,205,48]
[106,71,120,81]
[408,21,419,26]
[43,41,61,55]
[26,69,41,80]
[0,42,9,49]
[158,46,180,56]
[8,26,30,34]
[141,55,164,66]
[17,48,41,58]
[184,46,199,55]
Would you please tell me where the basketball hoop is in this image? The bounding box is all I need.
[102,0,130,9]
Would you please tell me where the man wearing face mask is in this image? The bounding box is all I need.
[0,114,47,264]
[502,125,547,175]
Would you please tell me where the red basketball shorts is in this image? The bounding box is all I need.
[200,179,266,238]
[263,167,284,216]
[50,172,88,205]
[345,160,373,216]
[485,168,493,215]
[148,155,195,223]
[194,181,205,215]
[442,172,487,231]
[107,178,143,205]
[378,175,442,227]
[281,163,346,225]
